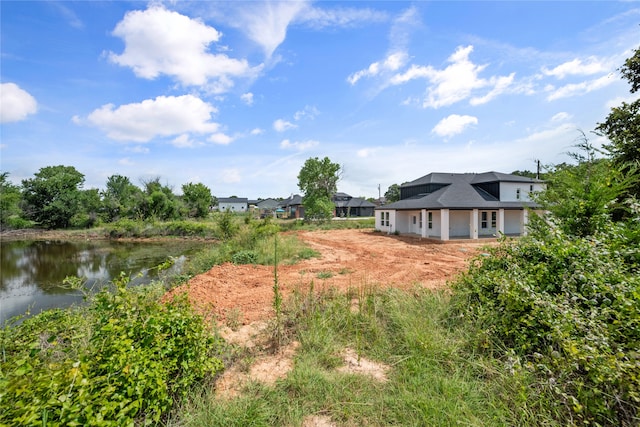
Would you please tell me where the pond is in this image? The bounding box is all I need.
[0,239,211,324]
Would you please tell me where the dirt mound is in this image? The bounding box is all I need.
[167,229,490,325]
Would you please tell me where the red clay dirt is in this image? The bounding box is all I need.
[167,229,493,325]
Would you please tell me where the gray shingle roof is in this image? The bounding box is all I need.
[379,172,541,210]
[218,197,248,203]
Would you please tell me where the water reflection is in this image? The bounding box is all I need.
[0,239,209,324]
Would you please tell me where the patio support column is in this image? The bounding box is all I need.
[471,209,479,239]
[498,209,505,236]
[441,209,450,241]
[521,209,529,236]
[421,209,427,238]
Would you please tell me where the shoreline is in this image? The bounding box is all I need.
[0,228,217,242]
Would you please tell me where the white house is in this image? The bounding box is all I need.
[376,172,545,241]
[217,197,248,213]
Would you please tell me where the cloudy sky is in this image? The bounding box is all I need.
[1,1,639,199]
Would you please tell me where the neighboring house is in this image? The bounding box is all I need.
[376,172,545,241]
[333,192,376,217]
[218,197,248,213]
[278,194,304,219]
[253,198,280,217]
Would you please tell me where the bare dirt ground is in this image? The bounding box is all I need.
[170,229,495,424]
[168,229,492,326]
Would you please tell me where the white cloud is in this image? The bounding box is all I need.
[51,2,84,29]
[209,133,233,145]
[241,92,254,106]
[172,134,202,148]
[273,118,297,132]
[470,73,515,105]
[294,105,320,121]
[0,83,37,123]
[551,112,572,122]
[280,139,319,151]
[108,6,257,91]
[432,114,478,138]
[298,5,388,29]
[216,2,386,60]
[357,147,379,158]
[125,145,150,154]
[118,157,135,166]
[604,94,640,109]
[221,168,241,184]
[348,51,408,85]
[421,46,490,108]
[389,45,514,109]
[542,57,608,79]
[250,128,264,135]
[546,74,615,101]
[389,6,420,52]
[83,95,220,142]
[234,1,308,58]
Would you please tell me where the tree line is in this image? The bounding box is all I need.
[0,169,215,229]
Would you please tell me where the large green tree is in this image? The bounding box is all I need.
[21,165,85,229]
[0,172,23,228]
[101,174,142,221]
[297,157,341,221]
[182,182,212,218]
[384,183,401,203]
[596,46,640,197]
[534,137,635,237]
[139,177,181,220]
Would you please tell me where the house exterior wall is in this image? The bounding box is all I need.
[478,210,497,237]
[449,211,470,237]
[378,207,533,240]
[504,210,522,234]
[499,182,545,202]
[377,210,398,233]
[219,202,247,212]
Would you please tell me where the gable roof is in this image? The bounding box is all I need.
[380,172,542,210]
[218,197,248,204]
[278,194,303,207]
[342,197,376,208]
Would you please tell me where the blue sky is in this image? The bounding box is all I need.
[1,1,639,200]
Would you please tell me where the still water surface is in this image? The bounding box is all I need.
[0,239,210,324]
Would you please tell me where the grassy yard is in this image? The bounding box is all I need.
[167,285,551,427]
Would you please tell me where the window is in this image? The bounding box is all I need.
[516,188,521,200]
[412,216,416,225]
[491,211,497,228]
[530,184,534,192]
[481,211,487,229]
[428,212,433,229]
[385,212,389,226]
[380,212,384,226]
[419,215,423,229]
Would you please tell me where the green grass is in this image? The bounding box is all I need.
[166,286,552,426]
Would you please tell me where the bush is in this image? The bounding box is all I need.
[449,218,640,425]
[164,220,216,237]
[0,276,224,426]
[231,250,258,264]
[105,218,143,238]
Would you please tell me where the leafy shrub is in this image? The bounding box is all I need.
[105,218,143,238]
[4,216,36,229]
[231,250,258,265]
[0,276,224,426]
[215,210,239,240]
[164,220,216,237]
[449,217,640,425]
